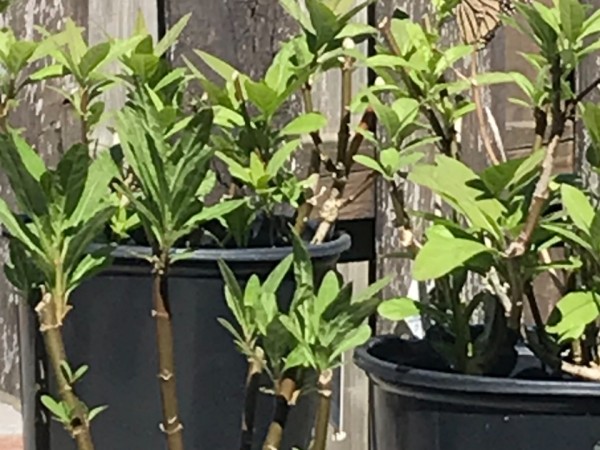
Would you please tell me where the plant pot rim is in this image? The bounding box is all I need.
[354,335,600,399]
[98,232,352,263]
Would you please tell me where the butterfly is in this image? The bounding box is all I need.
[456,0,516,46]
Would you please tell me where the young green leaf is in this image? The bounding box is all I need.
[281,113,327,136]
[547,291,600,343]
[266,139,301,177]
[378,297,420,321]
[413,237,493,281]
[561,184,594,233]
[155,13,191,57]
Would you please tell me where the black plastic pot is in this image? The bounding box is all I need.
[355,335,600,450]
[21,234,351,450]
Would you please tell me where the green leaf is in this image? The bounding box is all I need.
[266,139,301,177]
[329,323,371,363]
[353,155,384,176]
[0,134,48,217]
[194,49,240,82]
[559,0,585,42]
[88,405,108,422]
[561,184,594,233]
[279,0,315,32]
[67,150,118,227]
[28,64,67,81]
[413,236,493,281]
[6,40,37,74]
[263,254,293,295]
[306,0,340,49]
[335,23,377,39]
[290,232,314,310]
[41,395,69,422]
[547,291,600,342]
[79,42,110,78]
[378,297,420,320]
[245,80,279,115]
[188,199,245,225]
[352,276,390,304]
[57,144,90,218]
[315,271,340,319]
[244,274,262,308]
[284,344,313,371]
[540,223,593,252]
[217,317,246,344]
[218,261,248,334]
[72,365,89,383]
[123,53,160,79]
[281,113,327,136]
[155,13,191,56]
[67,247,113,292]
[0,198,41,255]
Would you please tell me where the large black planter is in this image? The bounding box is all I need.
[355,335,600,450]
[21,234,351,450]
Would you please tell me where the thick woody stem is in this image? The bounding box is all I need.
[37,294,95,450]
[153,255,185,450]
[310,370,333,450]
[507,57,563,258]
[262,376,297,450]
[240,348,264,450]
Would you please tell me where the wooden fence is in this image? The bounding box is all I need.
[0,0,599,448]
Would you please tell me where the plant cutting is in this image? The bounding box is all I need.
[353,0,600,449]
[219,233,387,450]
[0,19,139,450]
[188,0,377,247]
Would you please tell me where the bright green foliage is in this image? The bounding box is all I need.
[506,0,600,110]
[114,93,243,255]
[220,232,389,380]
[0,133,117,304]
[186,0,374,246]
[547,292,600,343]
[406,153,565,281]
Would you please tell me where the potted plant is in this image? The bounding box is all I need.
[354,1,600,449]
[218,232,388,450]
[1,2,380,450]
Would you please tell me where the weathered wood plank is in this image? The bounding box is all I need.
[329,261,370,450]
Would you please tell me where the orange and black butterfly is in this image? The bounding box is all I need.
[456,0,515,46]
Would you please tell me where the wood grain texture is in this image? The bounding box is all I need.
[578,0,600,191]
[329,261,370,450]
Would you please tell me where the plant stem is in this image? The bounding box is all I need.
[36,293,95,450]
[240,349,264,450]
[310,370,333,450]
[311,109,376,244]
[505,258,524,332]
[507,56,564,258]
[262,376,296,450]
[153,254,184,450]
[294,83,323,236]
[470,52,501,165]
